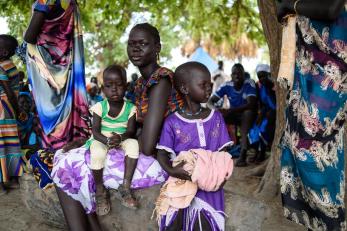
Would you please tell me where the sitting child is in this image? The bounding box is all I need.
[86,64,139,215]
[157,62,233,230]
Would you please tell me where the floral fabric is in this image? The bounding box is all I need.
[280,6,347,231]
[134,67,183,123]
[51,147,167,214]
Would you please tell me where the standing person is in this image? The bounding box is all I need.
[24,0,90,150]
[157,62,233,231]
[209,63,257,167]
[212,60,228,93]
[0,35,22,194]
[48,23,183,230]
[277,1,347,230]
[249,64,276,163]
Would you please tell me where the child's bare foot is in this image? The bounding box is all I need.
[95,187,110,216]
[118,184,139,209]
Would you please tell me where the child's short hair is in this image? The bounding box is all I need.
[0,34,18,59]
[131,23,161,44]
[173,61,210,90]
[102,64,127,85]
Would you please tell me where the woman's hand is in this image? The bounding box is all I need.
[169,162,191,181]
[62,138,87,153]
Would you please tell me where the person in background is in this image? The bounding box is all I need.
[17,92,42,151]
[125,73,138,103]
[248,64,276,164]
[212,60,228,93]
[90,76,101,94]
[18,71,30,92]
[209,63,257,167]
[244,72,251,80]
[87,82,103,106]
[90,76,98,85]
[0,34,22,194]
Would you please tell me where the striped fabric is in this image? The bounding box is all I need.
[0,60,22,183]
[134,67,183,123]
[85,100,136,149]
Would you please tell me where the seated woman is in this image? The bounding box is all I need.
[49,23,183,230]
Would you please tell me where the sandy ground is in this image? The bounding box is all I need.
[0,157,306,231]
[0,188,60,231]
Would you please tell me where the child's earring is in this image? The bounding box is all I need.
[180,86,188,95]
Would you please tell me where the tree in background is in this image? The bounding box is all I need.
[0,0,265,70]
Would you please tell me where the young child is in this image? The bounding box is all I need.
[86,64,139,215]
[157,62,233,230]
[17,92,41,149]
[0,34,22,194]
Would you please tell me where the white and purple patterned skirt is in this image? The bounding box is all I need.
[51,147,167,214]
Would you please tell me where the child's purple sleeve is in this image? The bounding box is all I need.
[216,111,233,150]
[156,117,175,155]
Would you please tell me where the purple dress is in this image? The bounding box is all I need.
[157,110,232,231]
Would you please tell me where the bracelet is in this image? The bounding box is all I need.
[116,133,122,143]
[294,0,301,15]
[106,137,112,147]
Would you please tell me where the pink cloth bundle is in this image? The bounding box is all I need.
[154,149,233,218]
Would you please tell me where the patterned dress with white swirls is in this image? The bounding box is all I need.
[280,5,347,231]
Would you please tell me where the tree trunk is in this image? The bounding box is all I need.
[254,0,286,200]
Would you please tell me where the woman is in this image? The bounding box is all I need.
[49,23,182,230]
[24,0,90,150]
[0,35,22,193]
[277,1,347,230]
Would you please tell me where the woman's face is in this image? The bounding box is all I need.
[127,28,160,68]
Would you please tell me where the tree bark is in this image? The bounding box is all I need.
[255,0,286,200]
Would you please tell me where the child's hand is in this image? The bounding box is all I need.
[107,133,122,148]
[218,180,227,191]
[169,162,191,181]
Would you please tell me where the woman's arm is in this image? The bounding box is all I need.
[277,0,346,21]
[139,78,171,156]
[24,11,46,44]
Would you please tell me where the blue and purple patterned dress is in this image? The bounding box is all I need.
[280,5,347,231]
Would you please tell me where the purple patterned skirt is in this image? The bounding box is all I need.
[51,147,167,214]
[159,189,226,231]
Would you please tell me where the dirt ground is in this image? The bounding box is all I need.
[0,158,306,231]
